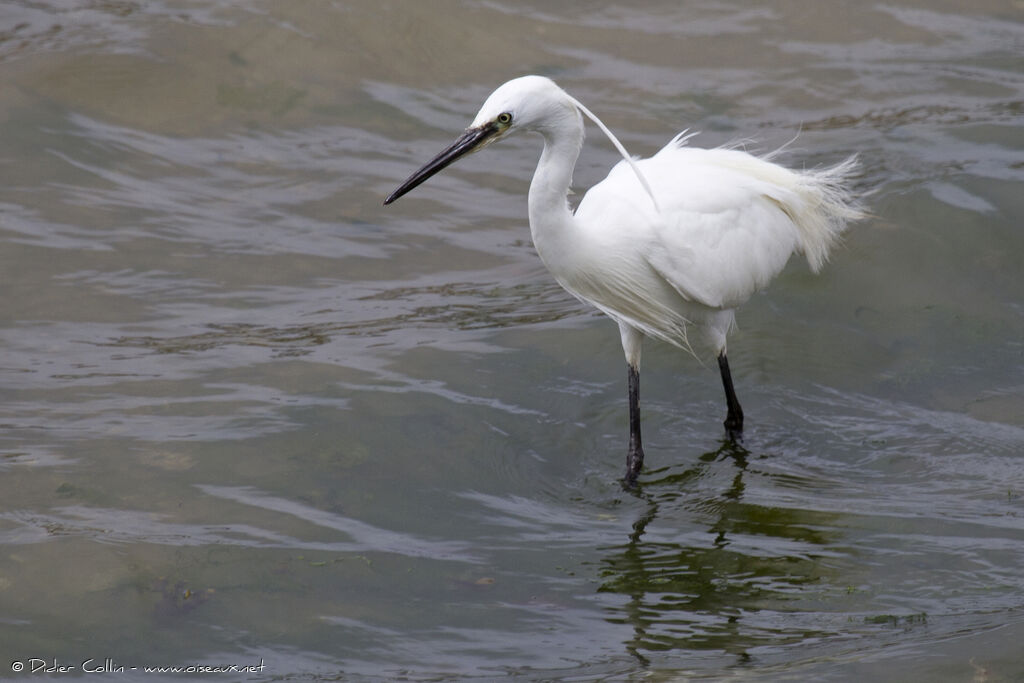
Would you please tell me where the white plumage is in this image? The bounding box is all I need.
[385,75,865,485]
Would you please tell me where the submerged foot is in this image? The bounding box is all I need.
[723,409,744,441]
[623,444,645,488]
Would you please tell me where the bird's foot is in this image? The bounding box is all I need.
[623,444,645,489]
[723,410,744,442]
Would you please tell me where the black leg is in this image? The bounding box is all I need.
[624,363,645,486]
[717,352,744,438]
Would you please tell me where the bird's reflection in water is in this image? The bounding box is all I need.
[597,440,836,666]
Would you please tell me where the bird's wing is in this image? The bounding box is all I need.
[577,145,807,310]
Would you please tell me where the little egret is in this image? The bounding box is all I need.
[384,75,864,485]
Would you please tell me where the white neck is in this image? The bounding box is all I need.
[527,118,584,256]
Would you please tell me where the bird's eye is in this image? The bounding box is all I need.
[497,112,513,125]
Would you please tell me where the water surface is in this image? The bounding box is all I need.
[1,1,1022,680]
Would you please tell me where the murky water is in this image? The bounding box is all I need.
[1,1,1022,680]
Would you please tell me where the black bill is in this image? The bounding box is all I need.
[383,122,501,205]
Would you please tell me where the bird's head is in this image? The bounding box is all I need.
[383,75,579,205]
[470,75,581,136]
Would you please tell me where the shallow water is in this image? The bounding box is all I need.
[1,1,1022,680]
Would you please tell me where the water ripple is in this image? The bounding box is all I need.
[1,489,476,563]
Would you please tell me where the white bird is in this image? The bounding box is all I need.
[384,75,864,485]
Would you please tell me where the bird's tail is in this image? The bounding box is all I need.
[788,155,867,273]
